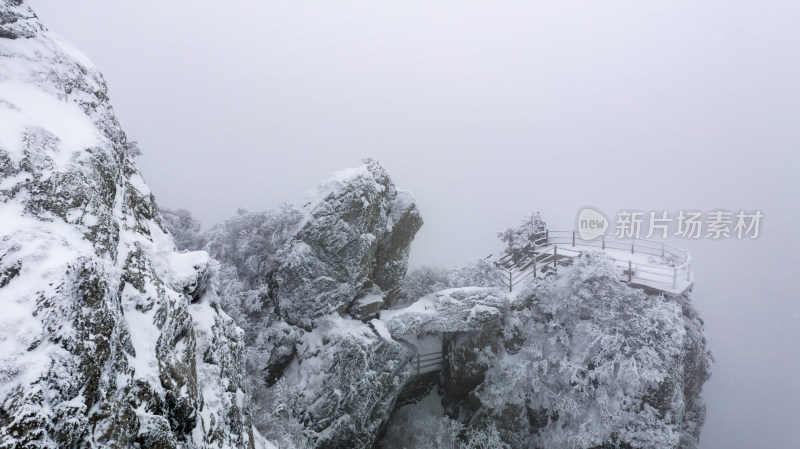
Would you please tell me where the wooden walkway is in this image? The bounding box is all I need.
[496,230,693,295]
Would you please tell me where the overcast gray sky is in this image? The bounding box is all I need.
[29,1,799,447]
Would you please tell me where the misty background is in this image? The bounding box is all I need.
[29,1,799,448]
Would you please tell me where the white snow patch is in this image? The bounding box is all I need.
[356,293,383,308]
[0,201,96,397]
[369,319,393,341]
[122,284,163,391]
[0,80,99,166]
[379,294,437,321]
[127,173,151,196]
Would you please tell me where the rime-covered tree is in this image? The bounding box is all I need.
[397,258,503,306]
[497,212,546,262]
[160,206,204,250]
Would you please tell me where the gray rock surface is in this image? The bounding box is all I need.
[0,2,258,447]
[285,318,414,449]
[274,160,422,329]
[442,318,502,416]
[250,163,424,449]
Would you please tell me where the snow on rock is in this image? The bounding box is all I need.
[0,2,255,448]
[274,158,423,329]
[380,287,508,337]
[460,252,713,449]
[375,254,712,449]
[244,162,424,449]
[275,316,414,449]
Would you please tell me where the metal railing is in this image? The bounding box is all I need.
[497,229,692,293]
[412,351,444,376]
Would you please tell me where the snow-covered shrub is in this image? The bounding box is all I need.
[398,265,450,302]
[450,258,505,290]
[160,206,204,250]
[646,253,682,267]
[397,259,503,306]
[250,376,311,449]
[204,205,303,288]
[381,413,461,449]
[160,205,303,340]
[497,212,546,260]
[381,411,509,449]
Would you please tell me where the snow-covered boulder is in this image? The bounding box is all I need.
[0,2,258,447]
[274,159,423,329]
[258,318,414,449]
[380,287,508,337]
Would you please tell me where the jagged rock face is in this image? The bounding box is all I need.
[456,253,712,449]
[284,318,414,449]
[274,160,422,329]
[0,2,256,448]
[0,1,43,39]
[673,298,712,449]
[441,319,502,417]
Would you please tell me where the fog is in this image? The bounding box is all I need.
[29,1,799,447]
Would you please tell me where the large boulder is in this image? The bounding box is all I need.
[274,160,423,329]
[0,3,259,447]
[247,163,424,449]
[380,287,507,337]
[261,318,414,449]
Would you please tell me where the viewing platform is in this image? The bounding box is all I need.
[496,229,694,295]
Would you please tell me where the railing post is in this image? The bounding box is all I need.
[416,353,420,376]
[672,267,677,290]
[631,238,635,254]
[602,234,605,250]
[661,242,665,257]
[628,260,632,283]
[686,262,691,281]
[572,229,575,247]
[509,270,513,293]
[553,245,558,271]
[546,229,549,244]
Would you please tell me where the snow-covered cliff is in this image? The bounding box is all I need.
[0,2,260,447]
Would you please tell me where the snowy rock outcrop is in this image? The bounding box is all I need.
[157,162,425,449]
[378,253,712,449]
[274,160,423,329]
[245,163,423,448]
[451,253,713,449]
[0,2,258,448]
[380,287,507,337]
[261,318,414,449]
